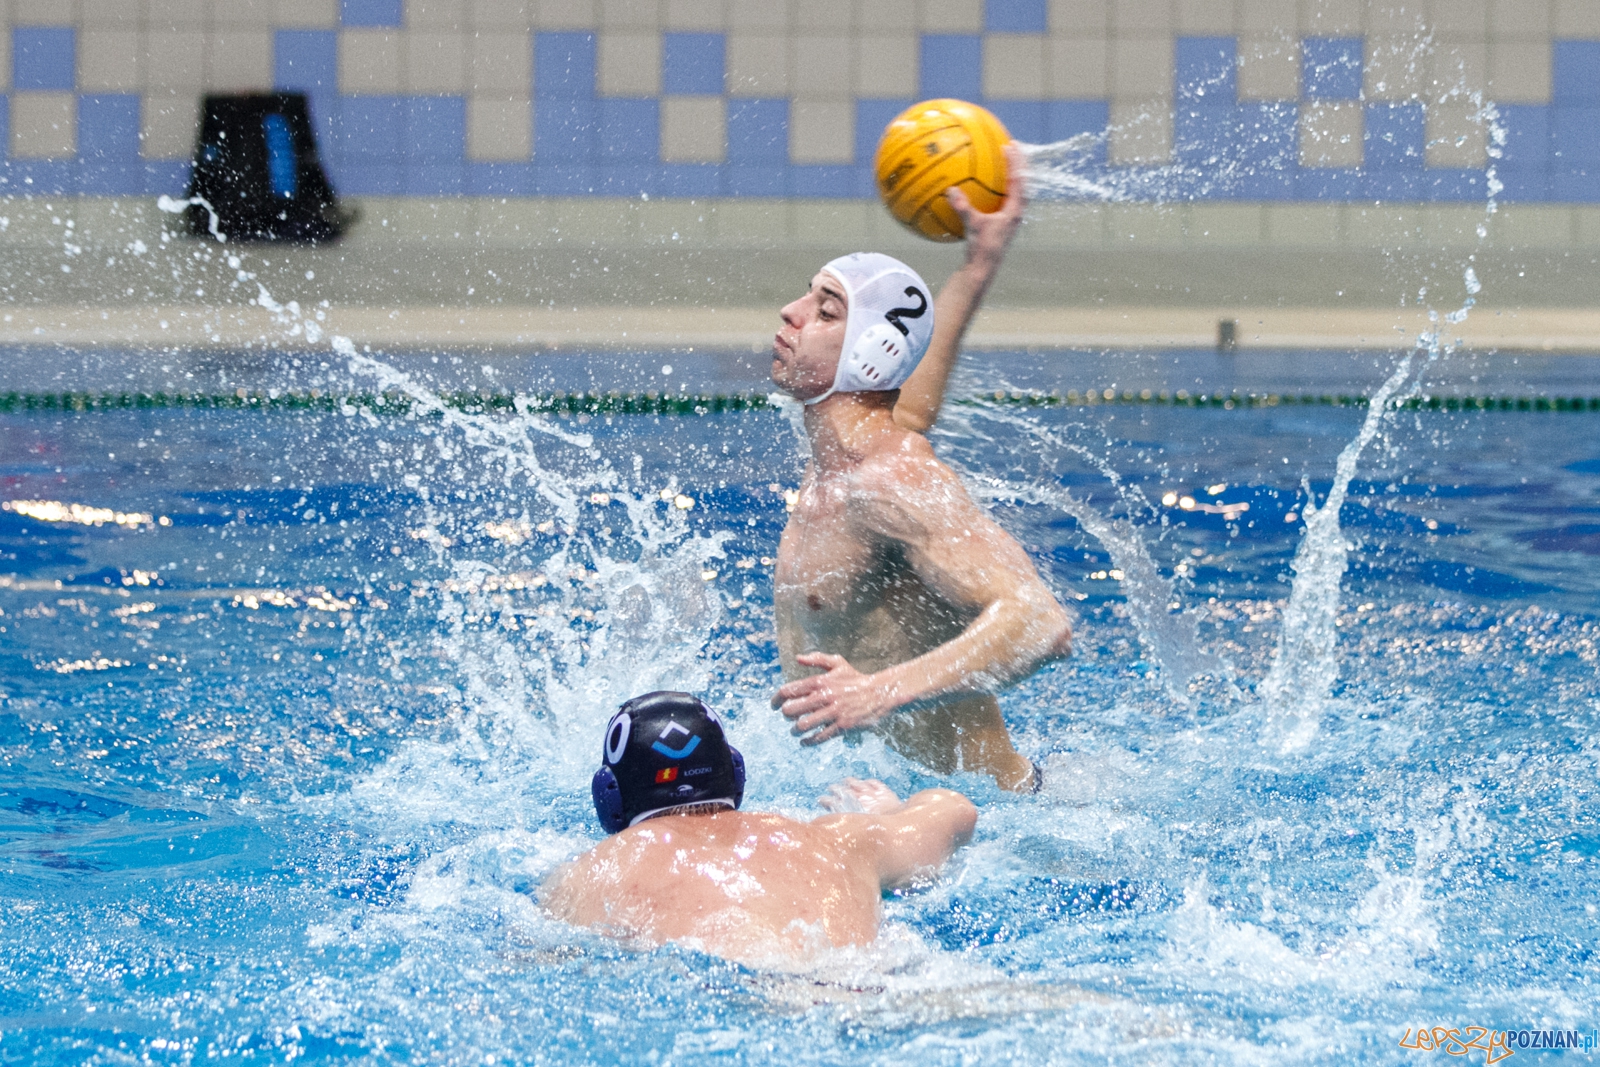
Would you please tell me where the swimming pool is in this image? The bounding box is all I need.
[2,343,1597,1064]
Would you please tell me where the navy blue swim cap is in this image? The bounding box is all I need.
[591,692,745,833]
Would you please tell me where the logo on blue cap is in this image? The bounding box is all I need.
[650,721,701,760]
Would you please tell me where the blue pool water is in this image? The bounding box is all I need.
[2,345,1598,1064]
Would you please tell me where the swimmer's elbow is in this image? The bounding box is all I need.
[1044,609,1074,660]
[892,406,933,434]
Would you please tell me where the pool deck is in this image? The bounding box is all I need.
[3,303,1597,353]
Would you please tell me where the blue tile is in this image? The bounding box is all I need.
[920,35,982,101]
[5,160,80,194]
[1550,163,1600,202]
[337,96,403,162]
[1295,167,1363,199]
[597,99,659,162]
[726,164,785,195]
[78,94,141,162]
[985,100,1045,143]
[594,164,659,195]
[402,96,465,162]
[1302,37,1363,101]
[78,163,144,195]
[536,33,597,101]
[1422,168,1485,201]
[788,164,855,197]
[532,163,597,195]
[535,98,599,162]
[662,33,725,96]
[1363,168,1422,199]
[1552,106,1600,164]
[342,0,402,26]
[1552,41,1600,106]
[1365,102,1424,169]
[340,162,404,195]
[1495,166,1549,201]
[275,31,338,93]
[854,98,913,163]
[13,27,76,92]
[658,163,723,196]
[728,99,789,164]
[467,161,534,195]
[985,0,1047,33]
[404,163,465,194]
[1045,100,1109,161]
[1174,103,1232,163]
[143,160,190,195]
[1495,104,1549,168]
[1175,37,1235,103]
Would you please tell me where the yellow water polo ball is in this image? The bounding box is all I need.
[874,98,1011,242]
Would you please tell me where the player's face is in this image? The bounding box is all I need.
[772,272,848,400]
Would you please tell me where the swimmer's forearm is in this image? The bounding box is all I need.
[873,595,1072,711]
[894,261,998,434]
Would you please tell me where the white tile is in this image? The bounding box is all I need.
[789,97,853,162]
[1427,37,1486,98]
[141,93,200,158]
[1110,0,1172,34]
[597,31,660,94]
[1299,100,1362,165]
[660,94,725,161]
[1489,0,1550,37]
[1553,0,1600,34]
[793,0,849,29]
[1426,0,1489,36]
[11,0,82,24]
[1111,34,1172,98]
[663,0,726,29]
[727,32,788,94]
[918,0,982,32]
[407,30,468,92]
[80,30,145,91]
[1237,0,1298,32]
[276,0,340,27]
[535,0,600,27]
[212,0,277,28]
[1049,36,1108,97]
[1107,98,1171,162]
[1424,98,1486,164]
[1050,0,1110,33]
[467,95,531,158]
[600,0,659,27]
[473,0,535,27]
[340,28,403,93]
[143,30,206,90]
[862,0,916,29]
[1237,34,1298,99]
[1176,0,1232,32]
[469,31,532,92]
[1300,0,1363,32]
[208,30,273,89]
[409,0,471,28]
[1363,0,1427,33]
[1487,38,1550,103]
[984,34,1047,99]
[727,0,788,28]
[1364,34,1428,99]
[10,92,76,158]
[82,0,143,27]
[854,33,916,96]
[791,34,852,97]
[145,0,208,27]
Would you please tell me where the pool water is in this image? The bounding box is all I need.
[2,345,1597,1065]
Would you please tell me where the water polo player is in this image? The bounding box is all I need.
[767,145,1074,792]
[540,691,977,962]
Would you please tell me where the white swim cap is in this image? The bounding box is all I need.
[806,252,936,406]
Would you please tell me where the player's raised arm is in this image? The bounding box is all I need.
[893,142,1029,434]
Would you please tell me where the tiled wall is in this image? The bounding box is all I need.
[0,0,1596,202]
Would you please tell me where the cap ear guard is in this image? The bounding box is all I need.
[837,322,914,394]
[729,746,745,808]
[591,765,627,834]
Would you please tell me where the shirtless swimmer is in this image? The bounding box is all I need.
[541,691,977,963]
[768,147,1074,792]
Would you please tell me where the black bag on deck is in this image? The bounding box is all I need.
[184,93,354,243]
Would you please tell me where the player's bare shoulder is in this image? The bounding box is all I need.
[846,425,975,541]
